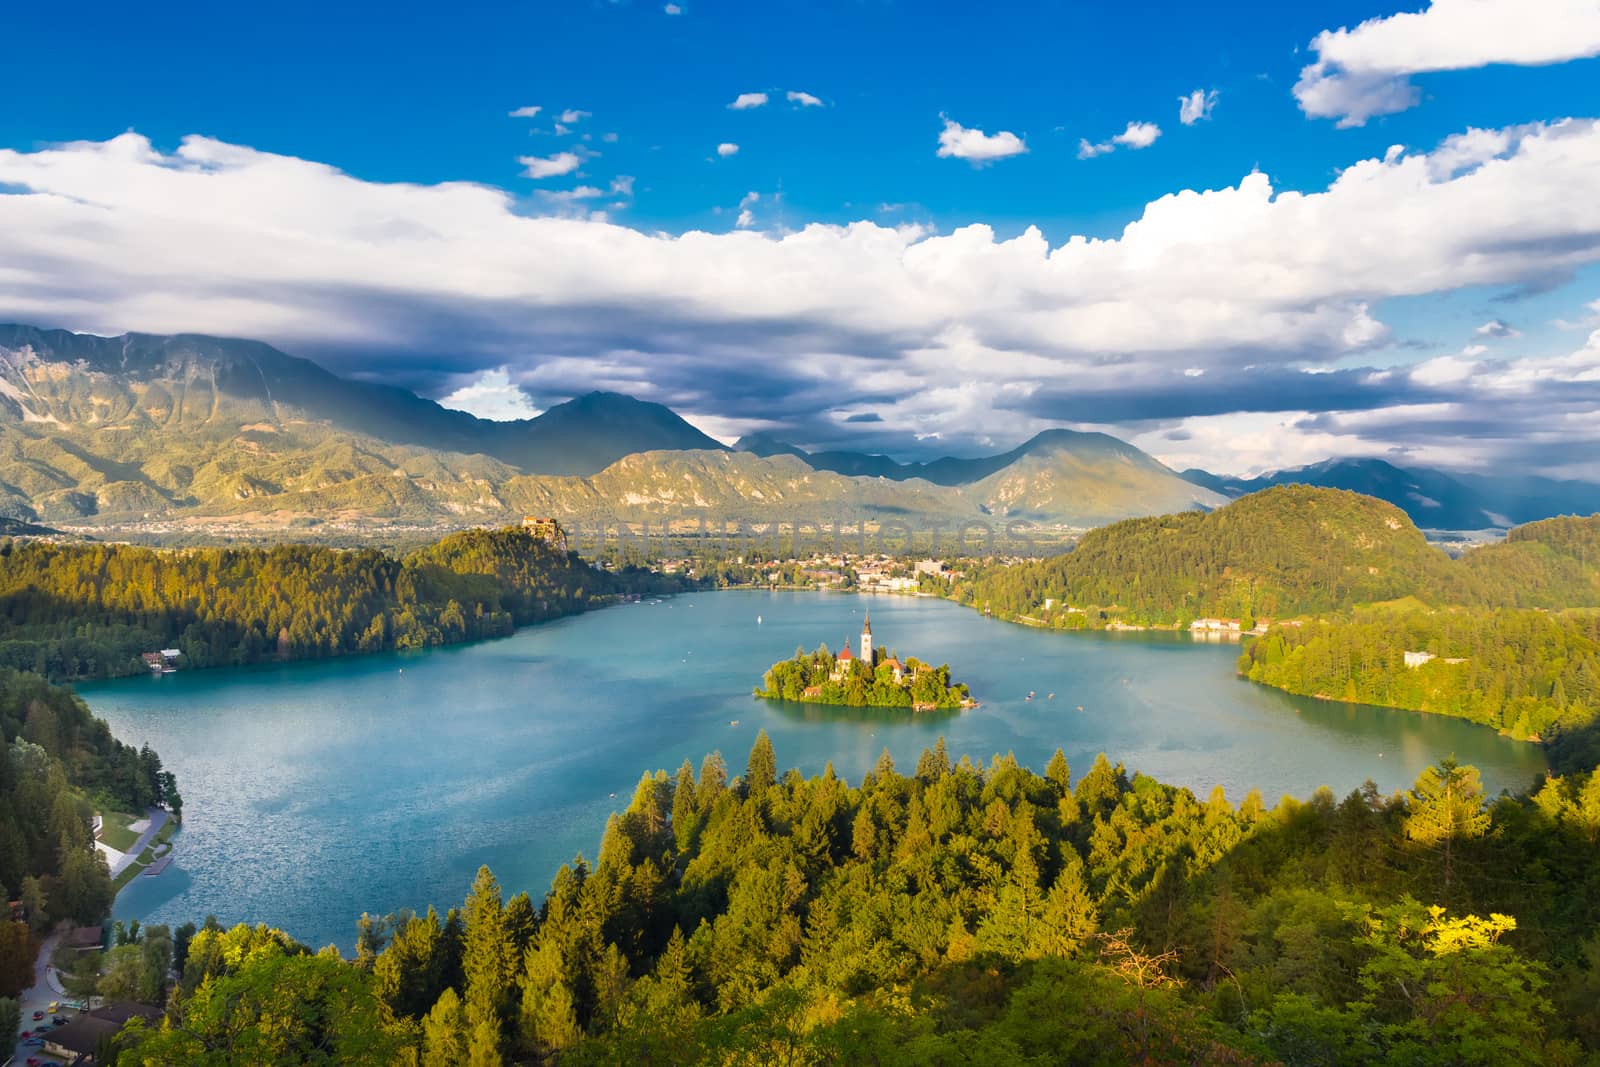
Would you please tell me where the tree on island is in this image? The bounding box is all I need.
[755,644,971,710]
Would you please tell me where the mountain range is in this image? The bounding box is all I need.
[0,324,1220,534]
[1179,457,1600,531]
[2,323,1593,540]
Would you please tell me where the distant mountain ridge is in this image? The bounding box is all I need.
[1180,456,1600,530]
[735,427,1168,487]
[0,324,1222,534]
[0,325,724,476]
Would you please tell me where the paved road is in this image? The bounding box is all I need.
[107,807,168,878]
[7,806,171,1065]
[8,929,61,1067]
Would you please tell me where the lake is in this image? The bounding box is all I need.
[84,590,1547,950]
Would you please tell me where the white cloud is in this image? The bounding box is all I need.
[736,191,759,229]
[787,90,823,107]
[728,93,768,110]
[539,185,606,203]
[509,105,542,119]
[1079,121,1162,159]
[610,175,635,197]
[1475,318,1519,338]
[6,122,1600,472]
[1296,0,1600,127]
[1113,122,1162,149]
[936,116,1027,164]
[716,142,739,157]
[439,367,542,420]
[518,151,582,179]
[664,3,682,12]
[1178,89,1218,125]
[558,109,591,125]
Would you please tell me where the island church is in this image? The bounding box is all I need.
[830,613,906,684]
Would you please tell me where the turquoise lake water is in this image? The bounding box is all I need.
[83,590,1548,950]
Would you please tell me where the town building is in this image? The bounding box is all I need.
[44,1002,163,1064]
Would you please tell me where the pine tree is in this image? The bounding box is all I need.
[1033,855,1099,958]
[745,730,777,797]
[1045,749,1072,794]
[1405,759,1491,892]
[422,987,468,1063]
[698,752,727,807]
[518,938,580,1056]
[462,866,515,1035]
[466,1013,504,1067]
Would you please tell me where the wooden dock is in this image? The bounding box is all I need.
[145,854,174,877]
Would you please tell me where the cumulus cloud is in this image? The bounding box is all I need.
[1133,329,1600,478]
[1113,121,1162,149]
[558,109,591,124]
[5,122,1600,471]
[519,151,582,179]
[664,3,682,12]
[728,92,768,110]
[716,142,739,157]
[1178,89,1218,125]
[936,116,1027,164]
[439,367,542,420]
[787,90,823,107]
[509,105,542,119]
[736,191,759,229]
[1475,318,1519,338]
[1079,121,1162,158]
[1296,0,1600,126]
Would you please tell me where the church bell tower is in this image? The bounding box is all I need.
[860,612,874,667]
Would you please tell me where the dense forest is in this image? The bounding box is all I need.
[0,526,685,682]
[1,670,180,998]
[101,732,1600,1065]
[756,644,972,709]
[1238,608,1600,742]
[951,487,1600,629]
[945,488,1600,742]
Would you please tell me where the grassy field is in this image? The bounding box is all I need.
[97,811,142,853]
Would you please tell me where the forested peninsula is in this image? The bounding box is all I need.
[96,730,1600,1065]
[0,525,686,683]
[950,487,1600,744]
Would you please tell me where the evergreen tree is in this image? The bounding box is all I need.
[462,866,515,1034]
[423,987,468,1063]
[518,938,580,1056]
[1405,759,1490,892]
[744,731,777,797]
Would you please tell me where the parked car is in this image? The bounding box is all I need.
[31,1009,44,1019]
[46,1000,58,1013]
[51,1015,65,1025]
[23,1037,43,1047]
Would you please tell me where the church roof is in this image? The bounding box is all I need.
[838,641,854,661]
[862,612,872,635]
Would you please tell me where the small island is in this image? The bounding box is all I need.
[755,612,977,710]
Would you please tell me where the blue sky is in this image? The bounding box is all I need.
[4,0,1600,475]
